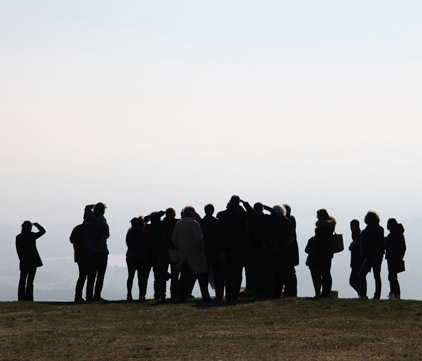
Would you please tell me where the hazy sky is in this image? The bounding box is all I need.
[1,1,421,300]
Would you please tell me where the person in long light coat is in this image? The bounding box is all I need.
[172,206,210,302]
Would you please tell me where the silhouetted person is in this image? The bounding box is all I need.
[242,200,270,298]
[314,209,336,298]
[305,235,321,297]
[126,217,149,301]
[349,219,363,297]
[385,218,406,300]
[359,211,384,299]
[145,211,167,300]
[84,203,110,301]
[283,204,299,297]
[70,222,90,302]
[263,204,293,298]
[172,206,210,302]
[217,195,248,300]
[16,221,46,301]
[199,204,223,301]
[162,208,180,300]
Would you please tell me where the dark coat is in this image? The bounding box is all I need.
[217,205,249,266]
[16,227,45,270]
[199,215,222,257]
[265,212,293,259]
[286,215,299,267]
[146,221,166,254]
[69,223,90,264]
[126,227,149,265]
[162,216,179,251]
[315,217,336,260]
[385,224,406,263]
[349,230,363,268]
[361,224,384,260]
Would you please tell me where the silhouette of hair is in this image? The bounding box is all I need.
[317,209,330,220]
[273,205,286,216]
[150,212,161,222]
[229,195,240,206]
[21,220,32,231]
[130,217,138,225]
[387,218,398,231]
[350,219,360,228]
[253,202,263,213]
[283,204,291,217]
[165,208,176,218]
[182,206,196,218]
[138,216,146,230]
[364,211,380,225]
[204,204,214,216]
[93,202,106,216]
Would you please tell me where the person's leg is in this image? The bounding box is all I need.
[152,255,160,299]
[158,254,168,300]
[75,262,89,301]
[86,251,97,301]
[139,265,151,300]
[319,257,332,297]
[25,268,37,301]
[197,272,211,301]
[358,259,372,298]
[94,252,108,300]
[126,259,135,301]
[178,261,195,301]
[170,263,180,300]
[18,269,28,301]
[349,266,360,296]
[310,267,322,297]
[372,258,382,299]
[283,265,297,297]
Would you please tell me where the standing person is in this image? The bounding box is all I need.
[199,204,223,301]
[315,209,336,298]
[263,204,293,298]
[241,200,270,298]
[283,204,299,297]
[349,219,363,297]
[70,222,90,303]
[16,221,46,301]
[385,218,406,300]
[217,195,248,301]
[172,206,210,302]
[162,208,180,300]
[359,211,384,300]
[84,203,110,302]
[145,211,167,300]
[305,235,321,297]
[126,217,149,301]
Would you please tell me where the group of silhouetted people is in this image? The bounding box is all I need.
[15,196,406,302]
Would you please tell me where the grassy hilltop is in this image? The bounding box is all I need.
[1,298,422,361]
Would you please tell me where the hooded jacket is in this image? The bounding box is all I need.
[385,223,406,261]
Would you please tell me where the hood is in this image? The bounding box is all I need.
[316,217,336,228]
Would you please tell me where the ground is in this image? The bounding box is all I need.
[1,298,422,360]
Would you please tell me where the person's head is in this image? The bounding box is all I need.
[150,212,161,223]
[229,195,240,207]
[93,202,106,216]
[317,209,330,220]
[283,204,291,217]
[130,217,138,227]
[204,204,214,216]
[273,205,286,216]
[350,219,360,231]
[387,218,398,231]
[182,206,196,218]
[21,220,32,232]
[165,208,176,219]
[253,202,263,214]
[364,211,380,225]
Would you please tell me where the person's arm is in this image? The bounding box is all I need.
[263,205,275,215]
[241,200,254,214]
[32,223,46,239]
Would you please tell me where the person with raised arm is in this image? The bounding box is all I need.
[16,221,46,301]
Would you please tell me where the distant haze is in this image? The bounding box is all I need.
[1,1,421,301]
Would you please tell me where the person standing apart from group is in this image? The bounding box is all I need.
[348,219,363,297]
[16,221,46,301]
[84,203,110,301]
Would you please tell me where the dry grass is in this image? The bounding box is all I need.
[1,298,422,360]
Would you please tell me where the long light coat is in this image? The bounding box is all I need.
[172,217,207,274]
